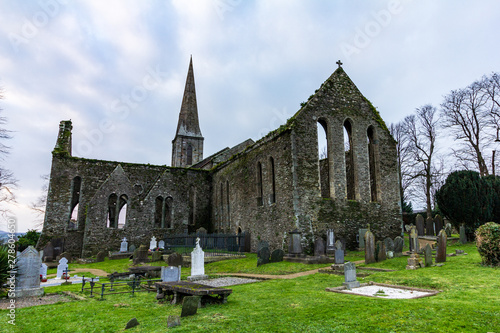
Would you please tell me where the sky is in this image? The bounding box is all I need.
[0,0,499,233]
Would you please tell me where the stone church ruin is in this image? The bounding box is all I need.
[38,58,402,257]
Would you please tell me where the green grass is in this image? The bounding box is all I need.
[3,242,499,333]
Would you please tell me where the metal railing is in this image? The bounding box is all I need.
[80,275,160,300]
[163,232,249,256]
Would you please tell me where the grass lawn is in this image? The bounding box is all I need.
[2,241,499,332]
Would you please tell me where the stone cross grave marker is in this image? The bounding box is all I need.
[425,217,434,236]
[15,246,44,297]
[188,238,207,281]
[314,237,325,257]
[161,266,181,282]
[424,244,433,267]
[393,236,404,257]
[334,240,344,264]
[364,229,375,264]
[326,229,335,254]
[436,229,447,263]
[150,236,157,250]
[120,237,128,253]
[343,261,360,289]
[158,240,165,249]
[56,257,68,279]
[40,263,48,279]
[358,229,368,248]
[416,214,425,236]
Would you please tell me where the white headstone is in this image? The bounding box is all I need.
[15,246,44,297]
[188,238,207,281]
[161,266,181,282]
[120,237,128,252]
[56,257,69,279]
[149,236,157,250]
[158,240,165,249]
[40,263,48,278]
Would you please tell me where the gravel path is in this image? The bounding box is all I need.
[200,277,260,287]
[0,294,72,310]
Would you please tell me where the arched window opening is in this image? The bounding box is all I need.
[317,120,329,198]
[269,157,276,204]
[107,193,118,228]
[367,126,379,202]
[186,143,193,165]
[117,194,128,229]
[256,162,263,206]
[226,180,230,228]
[68,176,81,230]
[344,120,355,200]
[155,196,163,228]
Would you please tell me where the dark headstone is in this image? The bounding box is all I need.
[257,246,270,266]
[393,236,404,256]
[425,217,434,236]
[334,240,344,264]
[95,251,106,263]
[196,227,207,235]
[168,252,184,266]
[314,237,325,257]
[384,237,394,252]
[424,244,433,267]
[133,245,149,265]
[181,296,200,317]
[445,223,452,237]
[364,230,375,264]
[50,238,64,258]
[375,241,386,262]
[326,229,335,254]
[42,241,54,262]
[270,249,284,263]
[151,251,162,262]
[436,229,447,263]
[343,261,360,289]
[416,214,425,236]
[257,241,269,253]
[125,318,139,330]
[168,315,181,328]
[358,229,368,248]
[434,215,444,235]
[129,244,136,253]
[59,252,72,263]
[459,225,467,244]
[289,229,302,255]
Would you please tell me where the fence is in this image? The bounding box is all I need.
[80,275,161,300]
[163,232,250,256]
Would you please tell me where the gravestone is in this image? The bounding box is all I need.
[434,215,444,235]
[181,296,201,317]
[40,263,48,278]
[416,214,425,236]
[358,229,368,248]
[167,315,181,328]
[326,229,335,254]
[158,240,165,249]
[393,236,404,257]
[257,246,270,266]
[56,257,69,279]
[196,227,207,235]
[270,249,284,263]
[125,318,139,330]
[445,223,452,237]
[375,241,386,262]
[364,229,375,264]
[15,246,44,297]
[59,252,72,263]
[96,251,106,263]
[150,236,157,250]
[161,266,181,282]
[168,252,184,266]
[424,244,433,267]
[334,240,344,264]
[129,244,136,253]
[405,224,412,233]
[342,262,360,289]
[188,238,207,281]
[151,251,162,262]
[288,229,303,256]
[133,245,149,265]
[436,229,447,263]
[384,237,394,252]
[42,241,54,262]
[406,253,423,270]
[409,227,419,253]
[314,237,325,257]
[425,217,434,236]
[120,237,128,253]
[257,240,269,252]
[459,225,467,244]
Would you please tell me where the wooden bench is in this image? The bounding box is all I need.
[155,281,232,304]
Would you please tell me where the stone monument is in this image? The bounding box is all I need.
[358,228,368,248]
[436,229,447,263]
[334,240,344,264]
[424,244,433,267]
[288,229,303,256]
[393,236,404,257]
[161,266,181,282]
[15,246,44,297]
[150,236,157,250]
[326,229,335,254]
[375,241,386,262]
[56,257,68,279]
[188,238,207,281]
[158,240,165,249]
[425,217,434,236]
[120,237,128,253]
[342,262,360,289]
[459,225,467,244]
[409,226,419,253]
[416,214,425,236]
[364,229,375,264]
[314,237,325,257]
[434,214,444,235]
[40,263,48,279]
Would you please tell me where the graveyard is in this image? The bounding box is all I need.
[1,235,499,333]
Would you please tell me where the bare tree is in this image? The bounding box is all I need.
[389,121,413,210]
[30,174,49,229]
[0,90,17,219]
[441,81,491,176]
[404,105,440,217]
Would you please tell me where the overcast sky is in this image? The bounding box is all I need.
[1,0,499,232]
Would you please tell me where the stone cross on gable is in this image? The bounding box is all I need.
[336,60,343,68]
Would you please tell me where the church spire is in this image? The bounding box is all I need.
[175,56,202,138]
[172,57,204,167]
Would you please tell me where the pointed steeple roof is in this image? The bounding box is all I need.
[175,56,203,138]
